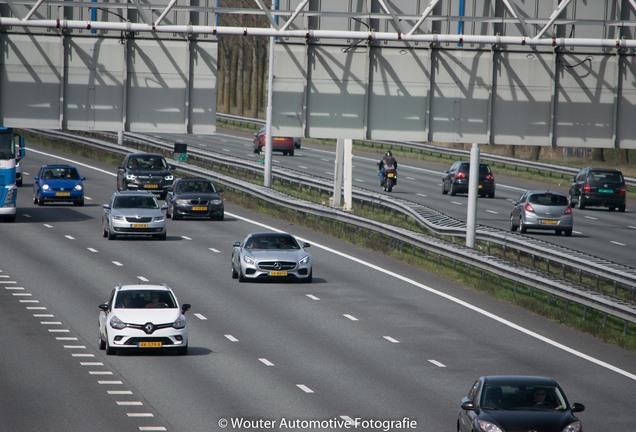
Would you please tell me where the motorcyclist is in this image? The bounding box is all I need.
[378,151,398,185]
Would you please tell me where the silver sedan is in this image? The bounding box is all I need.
[510,190,573,236]
[231,232,313,283]
[102,191,167,240]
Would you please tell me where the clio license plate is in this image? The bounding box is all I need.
[139,341,162,348]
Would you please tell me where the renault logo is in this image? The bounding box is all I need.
[144,323,155,334]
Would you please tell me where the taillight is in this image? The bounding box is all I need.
[619,185,626,195]
[583,183,591,193]
[524,203,534,213]
[455,172,466,179]
[563,207,572,215]
[485,174,494,181]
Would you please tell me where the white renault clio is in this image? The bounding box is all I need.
[98,284,191,355]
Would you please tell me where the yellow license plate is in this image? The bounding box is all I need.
[139,341,162,348]
[192,206,208,211]
[478,184,483,189]
[56,192,71,197]
[131,223,149,228]
[541,219,558,225]
[269,271,288,276]
[387,172,395,178]
[144,184,159,189]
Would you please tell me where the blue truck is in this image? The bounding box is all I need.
[0,127,26,222]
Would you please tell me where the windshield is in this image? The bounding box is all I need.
[128,156,167,170]
[528,193,568,206]
[481,384,568,411]
[0,132,16,159]
[113,195,159,209]
[114,290,177,309]
[245,235,300,250]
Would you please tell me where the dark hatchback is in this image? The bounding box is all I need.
[442,161,495,198]
[568,167,626,212]
[165,177,224,221]
[117,152,174,199]
[457,375,584,432]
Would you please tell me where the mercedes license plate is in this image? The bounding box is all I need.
[269,271,288,276]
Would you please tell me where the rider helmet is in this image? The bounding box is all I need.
[385,151,392,157]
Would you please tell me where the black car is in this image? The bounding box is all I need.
[442,161,495,198]
[457,375,584,432]
[568,167,626,212]
[165,177,224,220]
[116,152,174,199]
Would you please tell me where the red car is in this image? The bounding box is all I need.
[253,127,295,156]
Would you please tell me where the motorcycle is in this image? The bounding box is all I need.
[381,168,397,192]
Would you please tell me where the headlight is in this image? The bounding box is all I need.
[173,315,187,329]
[477,420,503,432]
[153,216,165,222]
[109,315,127,330]
[242,255,255,265]
[299,255,310,265]
[211,199,223,205]
[74,184,83,191]
[125,174,137,180]
[175,199,189,205]
[562,421,582,432]
[165,175,174,181]
[42,184,50,191]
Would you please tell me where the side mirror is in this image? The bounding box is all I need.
[102,204,111,209]
[460,398,475,411]
[303,243,311,248]
[181,303,191,314]
[81,177,87,181]
[34,176,39,181]
[98,303,109,311]
[571,402,585,413]
[233,241,241,247]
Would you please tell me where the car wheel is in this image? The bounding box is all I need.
[568,193,575,208]
[172,208,181,220]
[102,226,108,238]
[177,345,188,356]
[441,182,448,195]
[75,198,84,206]
[216,212,224,221]
[33,194,38,204]
[238,268,246,283]
[107,228,116,240]
[565,229,573,237]
[231,263,238,279]
[289,150,294,156]
[304,270,313,284]
[98,332,106,350]
[576,194,586,209]
[450,183,457,196]
[555,229,562,236]
[489,191,495,198]
[105,336,116,355]
[156,232,167,241]
[510,216,518,232]
[37,195,44,206]
[519,217,527,234]
[619,205,626,212]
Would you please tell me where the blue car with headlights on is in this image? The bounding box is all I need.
[33,164,86,206]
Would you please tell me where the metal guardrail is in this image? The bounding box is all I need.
[28,128,636,327]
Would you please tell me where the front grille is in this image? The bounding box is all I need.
[115,227,163,233]
[188,199,209,205]
[258,261,297,271]
[125,217,152,223]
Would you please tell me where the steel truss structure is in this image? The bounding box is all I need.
[1,1,636,147]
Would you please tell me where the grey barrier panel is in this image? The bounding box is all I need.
[0,33,217,134]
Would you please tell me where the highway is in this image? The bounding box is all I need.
[0,141,634,431]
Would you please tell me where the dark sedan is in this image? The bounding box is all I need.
[165,177,224,220]
[442,161,495,198]
[457,375,584,432]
